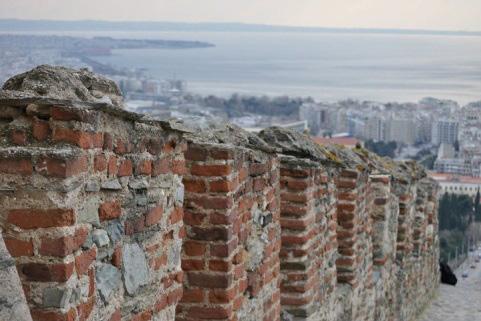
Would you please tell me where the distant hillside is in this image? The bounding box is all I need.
[1,19,481,37]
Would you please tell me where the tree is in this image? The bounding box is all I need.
[475,189,481,222]
[364,140,398,158]
[438,193,475,262]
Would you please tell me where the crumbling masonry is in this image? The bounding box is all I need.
[0,66,439,321]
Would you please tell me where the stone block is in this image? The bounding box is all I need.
[96,263,122,302]
[122,243,149,295]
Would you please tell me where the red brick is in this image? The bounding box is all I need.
[32,117,50,141]
[99,201,121,221]
[167,287,183,305]
[187,306,232,319]
[152,158,170,176]
[112,246,122,268]
[51,106,95,123]
[280,217,313,230]
[191,196,234,210]
[209,148,234,160]
[341,169,359,178]
[21,262,74,282]
[114,139,132,155]
[209,210,236,225]
[118,159,133,177]
[31,308,77,321]
[336,257,356,267]
[77,296,94,321]
[94,154,107,172]
[184,179,206,193]
[210,238,238,257]
[280,168,310,178]
[184,146,207,161]
[181,288,205,303]
[88,268,95,296]
[184,241,206,256]
[209,260,231,272]
[145,206,163,226]
[154,296,167,312]
[39,226,88,257]
[136,159,152,175]
[108,310,121,321]
[124,216,146,235]
[287,179,309,191]
[104,133,113,151]
[182,259,205,271]
[191,164,232,176]
[190,226,232,241]
[0,158,32,175]
[45,155,88,178]
[4,237,34,257]
[172,159,186,175]
[11,129,27,145]
[179,226,187,239]
[280,203,308,217]
[108,156,118,176]
[52,127,98,149]
[75,247,97,275]
[170,207,183,224]
[162,140,176,153]
[8,208,75,229]
[187,272,232,289]
[183,210,205,226]
[209,179,236,193]
[208,287,236,303]
[337,179,357,189]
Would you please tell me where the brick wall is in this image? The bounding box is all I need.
[0,99,185,321]
[177,139,281,321]
[0,68,441,321]
[278,156,337,321]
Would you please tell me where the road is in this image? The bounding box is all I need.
[419,254,481,321]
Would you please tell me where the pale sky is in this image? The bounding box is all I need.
[1,0,481,31]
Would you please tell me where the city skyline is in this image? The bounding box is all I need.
[1,0,481,31]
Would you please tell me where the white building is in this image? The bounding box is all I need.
[429,172,481,197]
[363,116,385,142]
[432,119,459,145]
[299,103,330,135]
[385,118,416,145]
[433,158,473,177]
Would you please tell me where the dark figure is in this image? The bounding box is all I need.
[440,261,457,286]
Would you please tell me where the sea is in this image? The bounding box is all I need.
[7,30,481,104]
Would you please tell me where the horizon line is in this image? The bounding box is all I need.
[1,18,481,35]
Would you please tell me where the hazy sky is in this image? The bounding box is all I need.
[2,0,481,31]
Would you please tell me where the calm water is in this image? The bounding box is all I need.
[9,30,481,103]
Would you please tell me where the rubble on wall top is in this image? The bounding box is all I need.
[182,122,276,156]
[1,65,124,108]
[258,127,329,163]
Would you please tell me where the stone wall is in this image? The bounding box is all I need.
[0,93,185,321]
[0,67,440,321]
